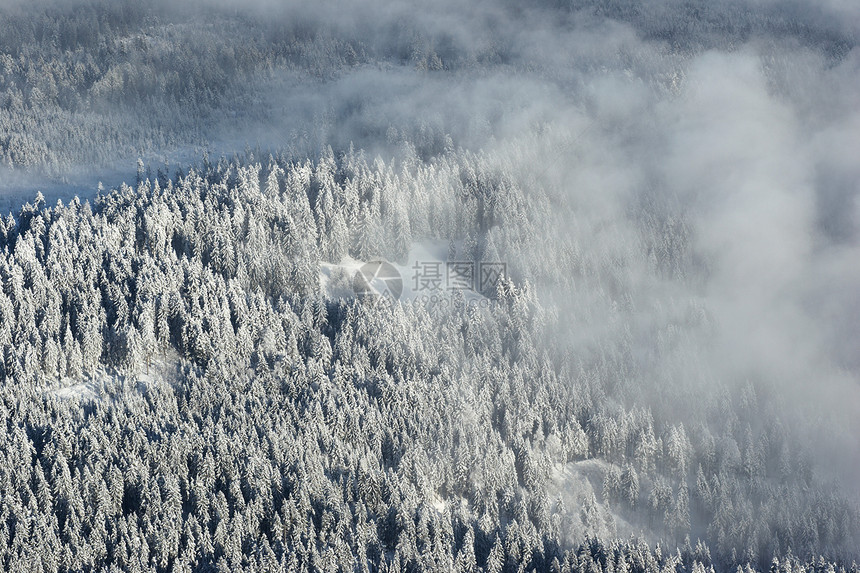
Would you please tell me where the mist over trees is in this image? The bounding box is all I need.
[1,0,859,572]
[1,149,857,572]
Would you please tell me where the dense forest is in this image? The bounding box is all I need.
[1,149,857,571]
[1,0,859,571]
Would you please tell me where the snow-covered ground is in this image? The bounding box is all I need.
[52,379,101,402]
[49,350,182,403]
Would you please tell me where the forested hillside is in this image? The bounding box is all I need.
[1,149,857,571]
